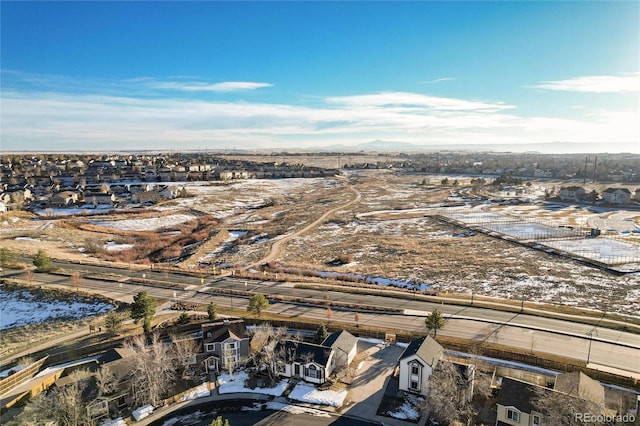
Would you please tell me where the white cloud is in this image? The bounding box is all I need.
[153,81,273,92]
[530,73,640,93]
[0,89,637,152]
[423,77,457,84]
[326,92,514,112]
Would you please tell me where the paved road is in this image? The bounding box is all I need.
[12,270,640,379]
[588,211,639,232]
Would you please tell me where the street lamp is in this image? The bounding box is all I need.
[586,329,596,364]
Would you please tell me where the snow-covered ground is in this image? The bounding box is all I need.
[264,401,331,417]
[202,231,248,259]
[132,404,154,421]
[104,241,133,251]
[543,238,640,264]
[217,371,289,396]
[387,398,421,421]
[288,382,348,407]
[90,213,196,231]
[482,222,572,239]
[0,288,113,330]
[0,363,28,378]
[180,383,210,401]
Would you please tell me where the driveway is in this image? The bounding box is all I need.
[340,341,415,425]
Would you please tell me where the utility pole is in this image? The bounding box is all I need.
[593,156,597,183]
[583,157,588,186]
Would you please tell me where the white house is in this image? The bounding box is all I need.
[558,186,585,201]
[602,187,632,205]
[275,340,335,385]
[322,330,358,371]
[398,335,444,396]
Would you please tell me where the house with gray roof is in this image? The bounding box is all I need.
[202,319,250,374]
[602,187,632,205]
[322,330,358,371]
[275,340,335,385]
[398,335,443,395]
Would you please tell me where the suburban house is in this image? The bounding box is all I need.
[322,330,358,371]
[49,190,80,207]
[558,186,585,202]
[275,340,335,385]
[602,187,632,205]
[131,190,162,204]
[202,320,251,374]
[84,191,116,207]
[398,335,444,395]
[496,372,607,426]
[496,377,544,426]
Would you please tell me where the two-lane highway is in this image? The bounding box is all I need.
[11,269,639,379]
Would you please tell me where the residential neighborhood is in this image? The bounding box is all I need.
[3,311,638,426]
[1,153,639,214]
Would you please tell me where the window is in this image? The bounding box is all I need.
[506,408,520,422]
[205,343,215,352]
[411,363,420,375]
[306,364,318,379]
[532,414,542,425]
[410,380,419,390]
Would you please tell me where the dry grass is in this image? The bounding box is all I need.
[2,168,637,317]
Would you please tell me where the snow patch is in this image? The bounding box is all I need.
[0,289,113,330]
[288,382,348,407]
[180,383,210,401]
[217,371,288,396]
[265,401,331,417]
[132,404,154,421]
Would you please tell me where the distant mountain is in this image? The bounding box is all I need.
[315,140,635,154]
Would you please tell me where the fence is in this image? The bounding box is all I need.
[434,209,640,267]
[0,355,48,396]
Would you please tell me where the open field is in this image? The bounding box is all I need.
[1,169,639,316]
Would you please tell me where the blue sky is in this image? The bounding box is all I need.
[1,1,638,153]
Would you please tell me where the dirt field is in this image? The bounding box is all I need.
[1,169,638,315]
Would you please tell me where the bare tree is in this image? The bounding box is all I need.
[425,360,474,425]
[95,365,118,397]
[25,269,33,286]
[22,369,91,425]
[124,333,176,407]
[70,271,81,293]
[171,335,199,382]
[248,323,290,387]
[222,344,238,381]
[532,385,605,426]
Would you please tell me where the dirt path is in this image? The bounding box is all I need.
[247,183,361,269]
